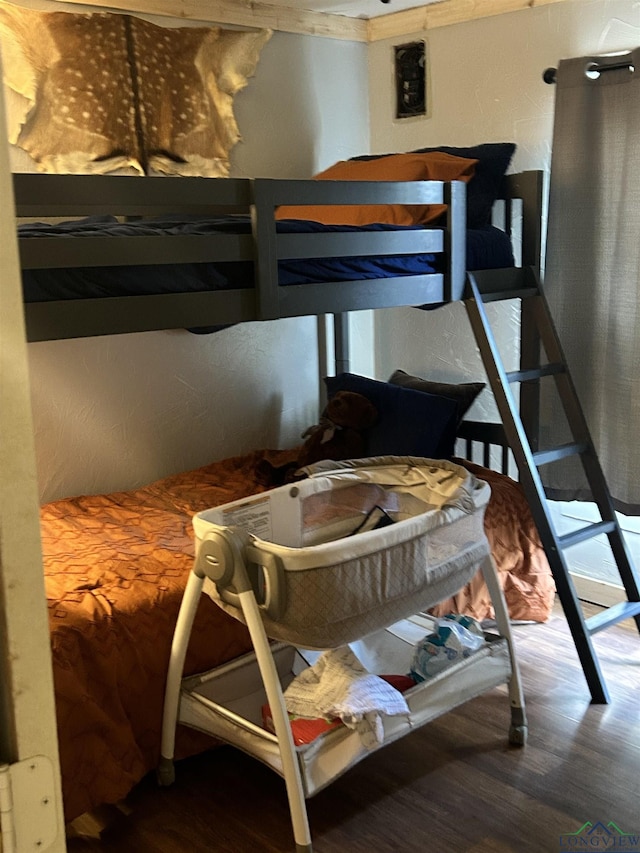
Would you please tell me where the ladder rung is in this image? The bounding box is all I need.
[532,442,588,467]
[558,520,616,550]
[586,600,640,635]
[506,363,566,383]
[475,287,538,304]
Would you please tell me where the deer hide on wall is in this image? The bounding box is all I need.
[0,0,271,175]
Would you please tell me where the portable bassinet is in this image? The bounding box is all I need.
[159,457,527,853]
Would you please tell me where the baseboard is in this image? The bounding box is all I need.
[571,572,625,608]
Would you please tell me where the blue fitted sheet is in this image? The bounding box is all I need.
[19,215,515,304]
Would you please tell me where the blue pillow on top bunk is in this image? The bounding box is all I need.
[351,142,516,230]
[324,373,459,460]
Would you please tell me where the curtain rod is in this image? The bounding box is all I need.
[543,57,635,84]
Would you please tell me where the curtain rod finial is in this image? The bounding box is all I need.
[543,67,557,84]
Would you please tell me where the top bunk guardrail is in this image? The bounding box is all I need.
[470,169,544,297]
[15,174,261,339]
[12,170,543,342]
[252,176,465,319]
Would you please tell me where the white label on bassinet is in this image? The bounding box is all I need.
[220,495,273,540]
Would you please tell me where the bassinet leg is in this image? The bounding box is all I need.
[239,589,313,853]
[158,568,206,786]
[479,553,528,746]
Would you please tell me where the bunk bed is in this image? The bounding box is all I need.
[15,166,554,826]
[15,165,538,343]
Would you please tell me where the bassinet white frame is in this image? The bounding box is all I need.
[159,458,527,853]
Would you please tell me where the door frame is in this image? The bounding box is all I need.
[0,51,66,853]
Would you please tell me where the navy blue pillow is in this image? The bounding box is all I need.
[324,373,459,460]
[412,144,515,229]
[387,369,485,425]
[352,142,516,229]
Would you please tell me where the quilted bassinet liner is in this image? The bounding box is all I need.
[194,457,491,649]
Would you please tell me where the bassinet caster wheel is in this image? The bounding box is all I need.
[508,706,528,746]
[509,724,528,745]
[156,756,176,786]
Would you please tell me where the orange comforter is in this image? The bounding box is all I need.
[430,459,555,623]
[41,449,553,824]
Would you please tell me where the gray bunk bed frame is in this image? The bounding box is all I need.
[17,168,639,705]
[16,173,468,342]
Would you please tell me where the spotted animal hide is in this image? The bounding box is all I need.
[0,1,271,175]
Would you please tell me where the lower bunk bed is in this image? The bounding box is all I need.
[42,422,554,827]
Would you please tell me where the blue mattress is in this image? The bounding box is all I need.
[19,215,515,304]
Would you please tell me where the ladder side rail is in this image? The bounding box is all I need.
[531,287,616,504]
[519,268,543,455]
[503,172,545,455]
[465,273,610,704]
[531,287,640,609]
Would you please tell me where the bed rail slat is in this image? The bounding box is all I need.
[276,228,443,260]
[19,233,255,269]
[13,173,254,216]
[24,289,256,342]
[456,420,513,476]
[276,274,445,317]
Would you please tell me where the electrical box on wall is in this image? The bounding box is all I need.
[394,40,427,120]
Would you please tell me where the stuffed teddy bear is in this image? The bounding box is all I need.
[256,390,378,487]
[297,390,378,469]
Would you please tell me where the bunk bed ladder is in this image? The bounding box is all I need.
[464,272,640,704]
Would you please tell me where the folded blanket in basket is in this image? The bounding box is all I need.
[284,646,410,748]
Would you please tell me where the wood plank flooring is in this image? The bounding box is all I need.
[68,601,640,852]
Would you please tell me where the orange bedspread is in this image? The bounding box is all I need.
[41,449,552,824]
[431,459,555,623]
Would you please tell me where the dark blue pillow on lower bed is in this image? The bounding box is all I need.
[324,373,459,460]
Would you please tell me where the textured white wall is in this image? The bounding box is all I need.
[367,0,639,422]
[369,1,638,170]
[18,27,370,502]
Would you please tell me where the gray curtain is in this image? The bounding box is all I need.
[542,48,640,515]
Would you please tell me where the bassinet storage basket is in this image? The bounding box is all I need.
[159,457,527,853]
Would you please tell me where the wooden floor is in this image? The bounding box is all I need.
[68,601,640,853]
